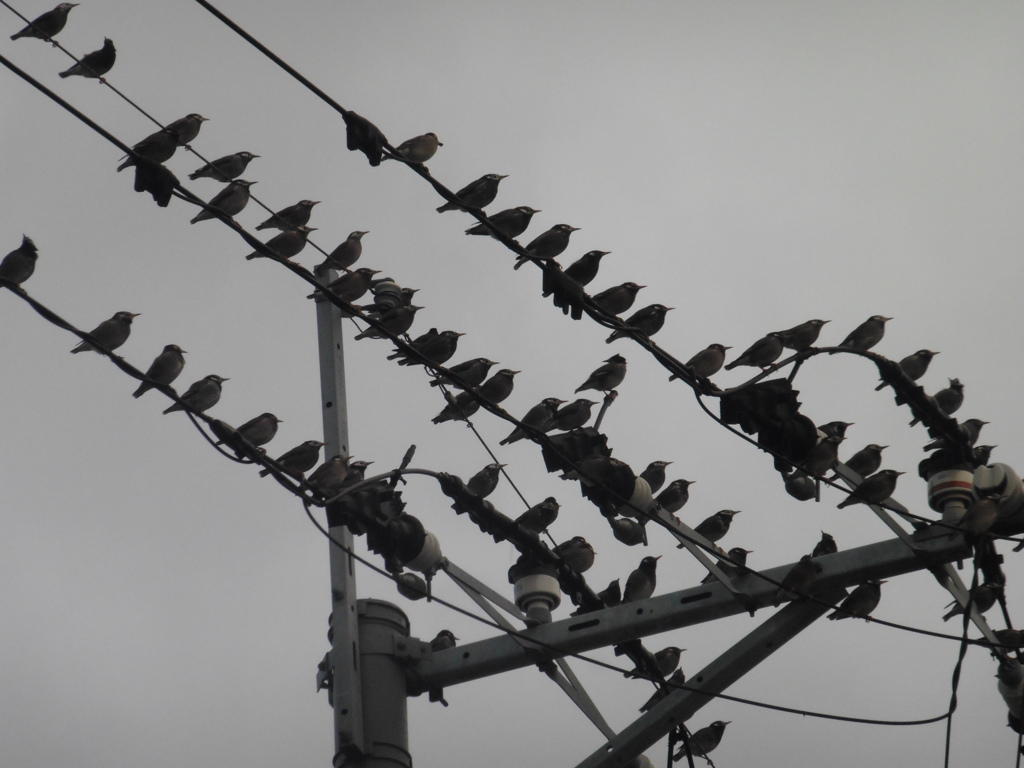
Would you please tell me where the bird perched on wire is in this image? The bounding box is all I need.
[162,374,228,414]
[701,547,752,584]
[605,304,673,343]
[478,368,519,405]
[818,421,854,441]
[837,469,904,509]
[575,355,627,394]
[467,463,505,498]
[554,536,595,572]
[834,443,887,480]
[553,250,610,292]
[256,200,319,231]
[430,357,497,390]
[776,319,829,352]
[910,378,964,426]
[354,305,423,340]
[923,418,988,451]
[188,151,259,181]
[828,580,885,620]
[431,390,480,425]
[437,173,507,213]
[623,556,661,602]
[656,479,694,514]
[259,439,324,479]
[772,554,823,606]
[245,225,316,261]
[116,128,179,172]
[640,669,686,713]
[551,398,597,431]
[58,37,115,78]
[724,332,784,371]
[957,495,1003,536]
[684,344,731,378]
[639,461,672,494]
[11,3,77,42]
[943,582,1001,622]
[515,497,559,534]
[465,206,540,238]
[693,510,740,544]
[674,721,730,759]
[0,235,38,286]
[592,282,645,316]
[233,412,282,450]
[626,646,684,679]
[388,329,463,366]
[875,349,939,390]
[385,132,443,163]
[308,267,380,303]
[500,398,564,444]
[165,113,207,145]
[307,455,351,498]
[71,311,139,354]
[597,579,621,607]
[326,231,369,270]
[802,435,842,478]
[190,179,255,223]
[340,460,374,488]
[832,315,891,353]
[132,344,186,398]
[812,531,837,558]
[514,224,580,270]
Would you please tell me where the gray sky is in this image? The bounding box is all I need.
[2,2,1024,766]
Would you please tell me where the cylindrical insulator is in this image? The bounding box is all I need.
[974,463,1024,520]
[404,531,442,573]
[513,572,562,626]
[998,658,1024,720]
[616,477,654,518]
[927,469,974,516]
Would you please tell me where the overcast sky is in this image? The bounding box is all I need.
[3,2,1024,767]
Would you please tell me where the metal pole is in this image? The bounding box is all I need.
[356,600,412,768]
[316,291,365,764]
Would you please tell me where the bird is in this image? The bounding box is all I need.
[308,267,380,303]
[957,495,1003,536]
[835,444,887,479]
[829,580,885,620]
[639,461,672,494]
[834,315,891,353]
[190,179,255,223]
[188,151,259,181]
[477,369,519,405]
[923,418,988,451]
[429,629,457,652]
[430,357,497,390]
[355,305,423,340]
[58,37,115,78]
[802,435,841,478]
[812,531,837,558]
[772,554,823,606]
[234,412,282,449]
[327,231,369,270]
[514,224,580,269]
[165,113,208,145]
[623,556,661,602]
[465,206,540,238]
[0,235,38,285]
[431,390,480,425]
[514,497,559,534]
[255,200,320,231]
[71,311,139,353]
[437,173,507,213]
[466,463,504,498]
[259,439,324,478]
[132,159,178,207]
[943,582,1000,621]
[694,510,740,544]
[592,282,645,316]
[389,329,463,366]
[11,3,77,41]
[818,421,854,441]
[342,109,387,166]
[307,455,351,498]
[910,378,965,426]
[776,319,829,352]
[575,355,627,393]
[724,332,784,370]
[386,132,442,163]
[837,469,904,508]
[553,536,595,572]
[162,374,227,414]
[500,398,564,444]
[562,250,610,288]
[626,646,685,679]
[701,547,752,583]
[551,398,597,431]
[340,460,374,488]
[875,349,939,390]
[245,226,316,261]
[675,721,730,759]
[994,629,1024,649]
[132,344,186,398]
[656,479,694,513]
[605,304,673,343]
[684,344,731,378]
[640,669,686,713]
[598,579,621,607]
[116,128,179,172]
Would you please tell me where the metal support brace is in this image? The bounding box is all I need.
[647,508,747,597]
[441,560,525,621]
[575,588,848,768]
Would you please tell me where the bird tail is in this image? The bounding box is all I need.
[187,171,202,180]
[131,384,149,399]
[58,70,71,78]
[723,360,740,371]
[513,257,528,270]
[255,222,270,231]
[244,253,259,261]
[874,381,887,391]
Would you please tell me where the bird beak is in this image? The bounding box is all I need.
[130,313,141,318]
[311,201,321,206]
[455,332,466,336]
[437,141,444,146]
